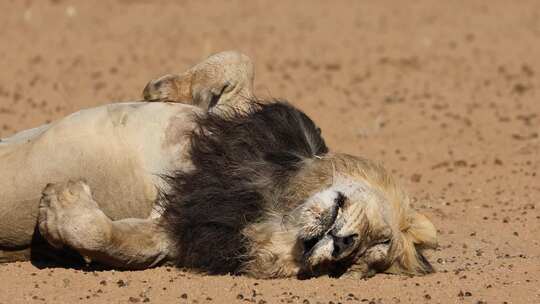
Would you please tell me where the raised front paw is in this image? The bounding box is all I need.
[143,73,189,102]
[38,180,111,255]
[142,51,255,111]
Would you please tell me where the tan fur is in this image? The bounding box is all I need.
[143,50,254,112]
[242,214,304,278]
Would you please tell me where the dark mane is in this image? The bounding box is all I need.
[160,101,328,274]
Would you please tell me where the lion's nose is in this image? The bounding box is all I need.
[331,233,358,258]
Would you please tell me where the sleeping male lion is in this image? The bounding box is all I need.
[0,51,437,279]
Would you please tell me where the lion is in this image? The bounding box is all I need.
[0,51,437,279]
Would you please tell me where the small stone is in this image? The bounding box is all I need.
[454,160,467,167]
[116,279,127,287]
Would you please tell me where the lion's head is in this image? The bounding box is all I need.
[289,154,436,278]
[242,153,437,279]
[161,101,437,279]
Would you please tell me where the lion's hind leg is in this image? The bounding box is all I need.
[38,180,172,269]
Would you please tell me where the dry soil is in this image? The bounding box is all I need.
[0,1,539,303]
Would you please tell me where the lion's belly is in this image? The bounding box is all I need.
[0,102,198,248]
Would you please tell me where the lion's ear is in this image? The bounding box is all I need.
[387,211,437,275]
[407,212,437,249]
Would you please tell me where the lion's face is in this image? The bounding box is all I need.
[291,164,437,278]
[294,176,394,276]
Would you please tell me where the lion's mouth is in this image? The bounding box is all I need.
[299,205,364,277]
[300,204,340,259]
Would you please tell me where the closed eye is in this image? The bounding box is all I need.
[377,238,391,246]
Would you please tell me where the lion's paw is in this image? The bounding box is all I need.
[143,74,184,102]
[38,180,111,256]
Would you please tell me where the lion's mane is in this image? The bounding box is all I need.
[160,101,328,274]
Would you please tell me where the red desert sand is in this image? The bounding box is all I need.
[0,1,538,303]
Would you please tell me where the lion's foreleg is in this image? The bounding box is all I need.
[38,180,172,269]
[142,50,255,111]
[0,248,31,263]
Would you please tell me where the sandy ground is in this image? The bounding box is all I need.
[1,1,539,303]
